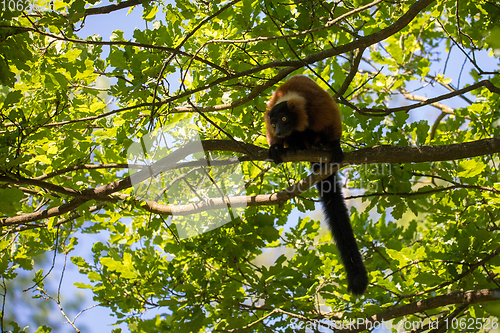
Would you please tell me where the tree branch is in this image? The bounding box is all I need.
[401,90,466,117]
[3,0,444,130]
[139,136,500,216]
[0,198,88,227]
[149,0,242,123]
[358,80,500,116]
[0,25,229,74]
[141,162,338,216]
[335,288,500,333]
[3,136,500,226]
[204,0,385,45]
[77,0,141,16]
[399,89,473,140]
[148,0,440,114]
[336,47,366,98]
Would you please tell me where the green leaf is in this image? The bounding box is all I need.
[2,90,23,107]
[0,188,24,216]
[482,302,500,316]
[34,325,52,333]
[457,159,486,178]
[100,255,139,279]
[74,282,94,289]
[485,26,500,49]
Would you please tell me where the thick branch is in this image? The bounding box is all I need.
[0,198,88,227]
[346,136,500,164]
[78,0,141,16]
[141,163,339,215]
[335,288,500,333]
[0,203,105,235]
[3,136,500,225]
[140,136,500,216]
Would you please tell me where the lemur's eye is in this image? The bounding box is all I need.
[271,124,276,128]
[282,117,287,121]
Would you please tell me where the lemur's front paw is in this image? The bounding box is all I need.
[268,144,284,165]
[330,140,344,164]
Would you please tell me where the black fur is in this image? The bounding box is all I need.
[313,163,368,295]
[267,101,298,139]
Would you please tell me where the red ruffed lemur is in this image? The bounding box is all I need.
[265,75,368,295]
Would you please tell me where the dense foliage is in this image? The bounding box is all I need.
[1,0,500,332]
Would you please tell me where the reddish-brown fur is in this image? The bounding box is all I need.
[265,75,342,147]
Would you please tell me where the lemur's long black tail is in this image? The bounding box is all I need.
[314,163,368,295]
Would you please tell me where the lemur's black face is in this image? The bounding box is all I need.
[268,101,298,138]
